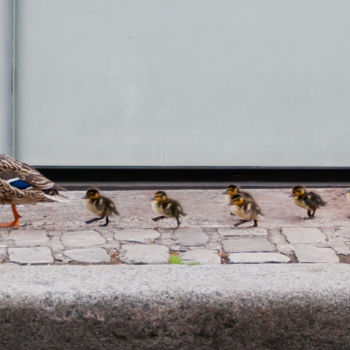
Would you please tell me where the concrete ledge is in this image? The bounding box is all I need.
[0,264,350,349]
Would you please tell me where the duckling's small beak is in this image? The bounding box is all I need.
[82,195,88,199]
[222,191,227,194]
[227,203,232,206]
[288,193,293,197]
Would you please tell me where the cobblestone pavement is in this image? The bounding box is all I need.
[0,188,349,265]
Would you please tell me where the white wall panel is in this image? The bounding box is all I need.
[0,0,12,155]
[15,0,350,166]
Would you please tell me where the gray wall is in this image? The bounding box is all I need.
[10,0,350,165]
[0,0,12,155]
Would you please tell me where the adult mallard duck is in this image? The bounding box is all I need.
[0,154,68,228]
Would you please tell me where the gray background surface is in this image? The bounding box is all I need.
[0,0,12,156]
[4,0,350,166]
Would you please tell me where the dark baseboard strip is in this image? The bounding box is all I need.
[58,181,350,191]
[35,166,350,189]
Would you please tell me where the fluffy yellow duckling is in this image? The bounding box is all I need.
[290,186,326,219]
[231,193,263,227]
[151,191,186,228]
[83,188,119,227]
[230,193,262,227]
[223,184,254,204]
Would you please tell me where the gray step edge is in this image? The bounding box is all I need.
[0,264,350,349]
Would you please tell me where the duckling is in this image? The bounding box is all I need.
[290,186,326,219]
[223,184,254,204]
[230,193,262,227]
[231,193,263,227]
[151,191,186,229]
[83,188,119,227]
[0,154,68,229]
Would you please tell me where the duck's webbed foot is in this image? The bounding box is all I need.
[0,219,20,229]
[234,220,248,227]
[0,205,21,229]
[86,216,104,224]
[99,217,110,227]
[152,216,165,222]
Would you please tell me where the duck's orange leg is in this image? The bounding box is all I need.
[0,205,22,229]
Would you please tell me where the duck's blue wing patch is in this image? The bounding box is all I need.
[7,178,32,190]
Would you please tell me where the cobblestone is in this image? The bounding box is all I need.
[228,252,290,264]
[326,239,350,255]
[49,236,65,251]
[180,249,221,264]
[293,245,339,263]
[61,230,105,247]
[0,189,349,265]
[218,227,268,237]
[335,227,350,239]
[283,227,326,244]
[270,229,294,254]
[9,247,53,264]
[174,228,208,247]
[223,237,275,253]
[64,248,110,263]
[9,230,49,246]
[120,244,169,264]
[114,229,160,243]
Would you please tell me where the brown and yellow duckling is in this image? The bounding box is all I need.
[223,184,254,204]
[230,193,262,227]
[151,191,186,229]
[83,188,119,227]
[290,186,326,219]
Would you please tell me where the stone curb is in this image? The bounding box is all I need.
[0,264,350,349]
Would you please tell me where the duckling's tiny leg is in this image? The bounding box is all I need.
[305,209,316,219]
[234,220,248,227]
[0,205,22,229]
[253,219,258,227]
[175,217,181,229]
[86,216,104,224]
[152,216,165,222]
[99,217,110,227]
